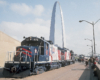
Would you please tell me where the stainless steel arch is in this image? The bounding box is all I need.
[49,1,66,48]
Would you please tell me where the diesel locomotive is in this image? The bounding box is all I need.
[3,36,75,77]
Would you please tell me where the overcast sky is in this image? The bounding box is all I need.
[0,0,100,56]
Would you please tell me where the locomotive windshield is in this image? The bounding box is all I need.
[21,41,40,46]
[21,37,44,46]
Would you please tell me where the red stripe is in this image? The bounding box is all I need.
[16,48,20,56]
[69,53,71,59]
[22,52,32,57]
[22,48,32,53]
[58,50,61,60]
[51,55,53,61]
[64,52,67,60]
[46,50,48,55]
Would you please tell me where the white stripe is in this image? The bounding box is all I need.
[5,61,30,64]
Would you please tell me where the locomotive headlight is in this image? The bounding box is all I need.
[29,48,30,50]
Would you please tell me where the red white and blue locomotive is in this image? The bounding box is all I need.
[3,36,75,77]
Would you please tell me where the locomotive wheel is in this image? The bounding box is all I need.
[57,63,60,69]
[36,70,39,75]
[65,63,67,66]
[68,62,70,65]
[59,64,61,68]
[35,67,44,75]
[57,64,59,69]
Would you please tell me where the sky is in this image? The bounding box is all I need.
[0,0,100,56]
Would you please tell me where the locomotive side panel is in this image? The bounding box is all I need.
[64,51,67,60]
[61,50,64,61]
[66,50,71,60]
[49,45,59,61]
[58,50,61,60]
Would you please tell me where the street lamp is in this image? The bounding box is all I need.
[85,38,93,57]
[79,19,100,56]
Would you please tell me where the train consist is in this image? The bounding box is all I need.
[3,36,75,77]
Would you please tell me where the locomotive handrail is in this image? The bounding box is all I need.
[8,52,9,61]
[6,51,31,63]
[34,47,40,69]
[21,51,31,69]
[5,51,32,70]
[37,47,40,62]
[19,51,22,62]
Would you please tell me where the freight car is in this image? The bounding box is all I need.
[3,36,75,77]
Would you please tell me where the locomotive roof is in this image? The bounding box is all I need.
[21,36,71,51]
[22,36,50,44]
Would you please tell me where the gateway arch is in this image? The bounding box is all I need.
[49,1,66,48]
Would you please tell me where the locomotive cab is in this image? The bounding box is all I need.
[20,37,49,61]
